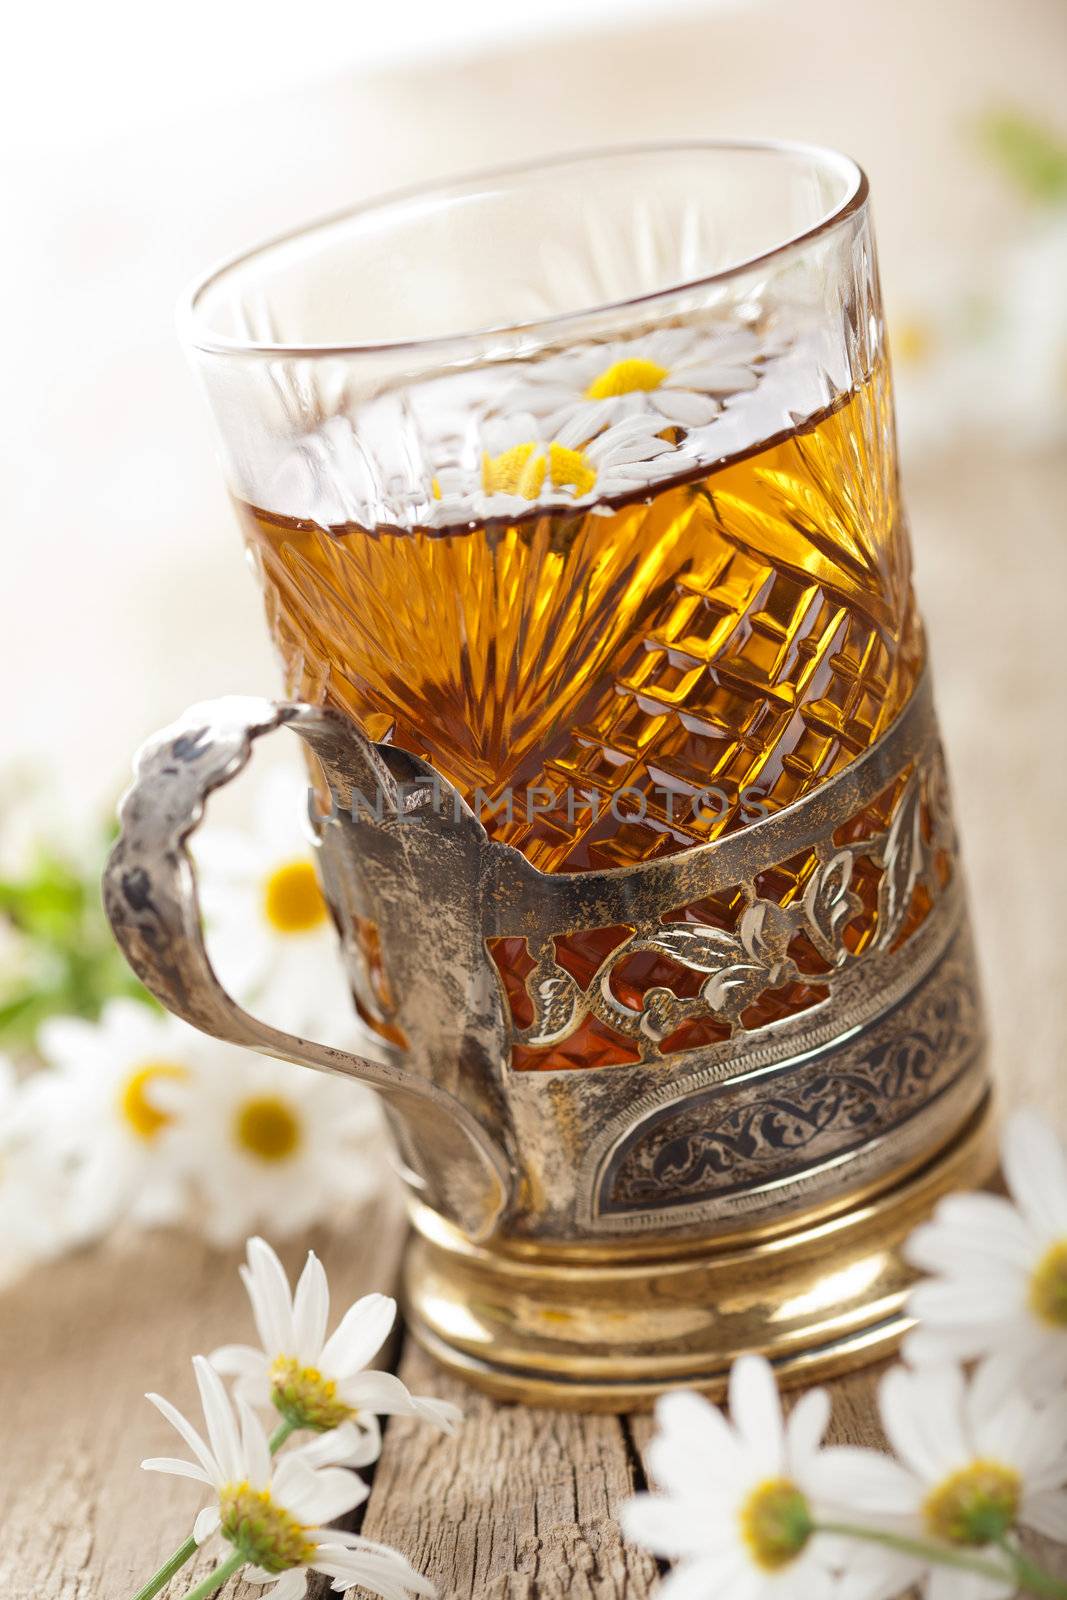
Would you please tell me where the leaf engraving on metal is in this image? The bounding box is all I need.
[596,925,984,1217]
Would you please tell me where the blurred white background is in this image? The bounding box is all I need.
[4,0,1066,808]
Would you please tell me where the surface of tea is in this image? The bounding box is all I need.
[238,359,920,875]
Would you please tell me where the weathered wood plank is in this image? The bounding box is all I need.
[356,1342,659,1600]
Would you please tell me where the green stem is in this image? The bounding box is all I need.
[268,1418,297,1452]
[817,1520,1016,1584]
[180,1550,245,1600]
[999,1540,1067,1600]
[127,1536,198,1600]
[821,1520,1067,1598]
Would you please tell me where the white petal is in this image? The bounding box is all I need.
[144,1391,220,1484]
[929,1565,1013,1600]
[237,1396,273,1489]
[806,1446,921,1516]
[908,1279,1021,1328]
[653,1553,750,1600]
[619,1493,719,1560]
[340,1369,425,1419]
[254,1569,307,1599]
[878,1365,967,1481]
[193,1505,221,1544]
[729,1355,784,1476]
[36,1014,103,1071]
[647,1390,739,1496]
[671,361,758,394]
[193,1356,244,1484]
[331,1416,382,1468]
[652,390,718,427]
[1017,1391,1067,1486]
[273,1456,367,1525]
[1022,1488,1067,1540]
[320,1293,396,1378]
[244,1236,296,1353]
[905,1197,1033,1274]
[292,1422,366,1470]
[311,1538,435,1598]
[785,1387,830,1477]
[902,1322,994,1367]
[140,1457,212,1485]
[210,1345,271,1383]
[409,1396,462,1435]
[1002,1108,1067,1236]
[292,1251,330,1363]
[832,1543,926,1600]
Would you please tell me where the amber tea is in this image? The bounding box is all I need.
[236,319,923,1066]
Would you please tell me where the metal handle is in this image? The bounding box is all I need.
[102,695,510,1237]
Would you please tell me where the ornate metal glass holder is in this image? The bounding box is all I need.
[104,141,996,1408]
[103,667,993,1409]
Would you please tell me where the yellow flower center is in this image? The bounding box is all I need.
[923,1460,1021,1546]
[586,356,669,399]
[893,320,933,368]
[270,1355,352,1431]
[262,859,328,935]
[738,1477,812,1571]
[482,441,546,499]
[482,441,598,502]
[1030,1240,1067,1326]
[118,1060,187,1142]
[548,442,597,497]
[219,1481,315,1573]
[233,1096,302,1163]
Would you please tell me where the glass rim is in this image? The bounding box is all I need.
[179,137,868,361]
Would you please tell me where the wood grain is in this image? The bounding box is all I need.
[1,444,1064,1598]
[357,1341,659,1600]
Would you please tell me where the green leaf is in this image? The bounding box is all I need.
[0,818,160,1052]
[977,109,1067,205]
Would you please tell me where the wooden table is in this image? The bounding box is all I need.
[3,446,1065,1599]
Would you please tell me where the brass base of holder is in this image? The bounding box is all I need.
[402,1095,998,1411]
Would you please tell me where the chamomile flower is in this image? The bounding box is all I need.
[211,1236,460,1460]
[432,410,679,525]
[498,326,762,438]
[142,1355,433,1599]
[193,766,356,1040]
[161,1053,382,1247]
[0,1053,70,1280]
[903,1108,1067,1398]
[621,1355,862,1600]
[31,997,200,1238]
[808,1362,1067,1600]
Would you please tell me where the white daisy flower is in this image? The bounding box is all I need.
[211,1235,461,1459]
[0,1054,72,1281]
[193,766,357,1041]
[497,326,763,438]
[142,1355,434,1599]
[808,1361,1067,1600]
[31,997,202,1238]
[620,1355,865,1600]
[161,1052,382,1248]
[903,1108,1067,1398]
[432,409,679,526]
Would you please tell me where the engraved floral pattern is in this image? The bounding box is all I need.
[598,939,982,1214]
[504,749,955,1068]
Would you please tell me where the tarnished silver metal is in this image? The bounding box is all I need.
[103,671,992,1400]
[103,671,984,1234]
